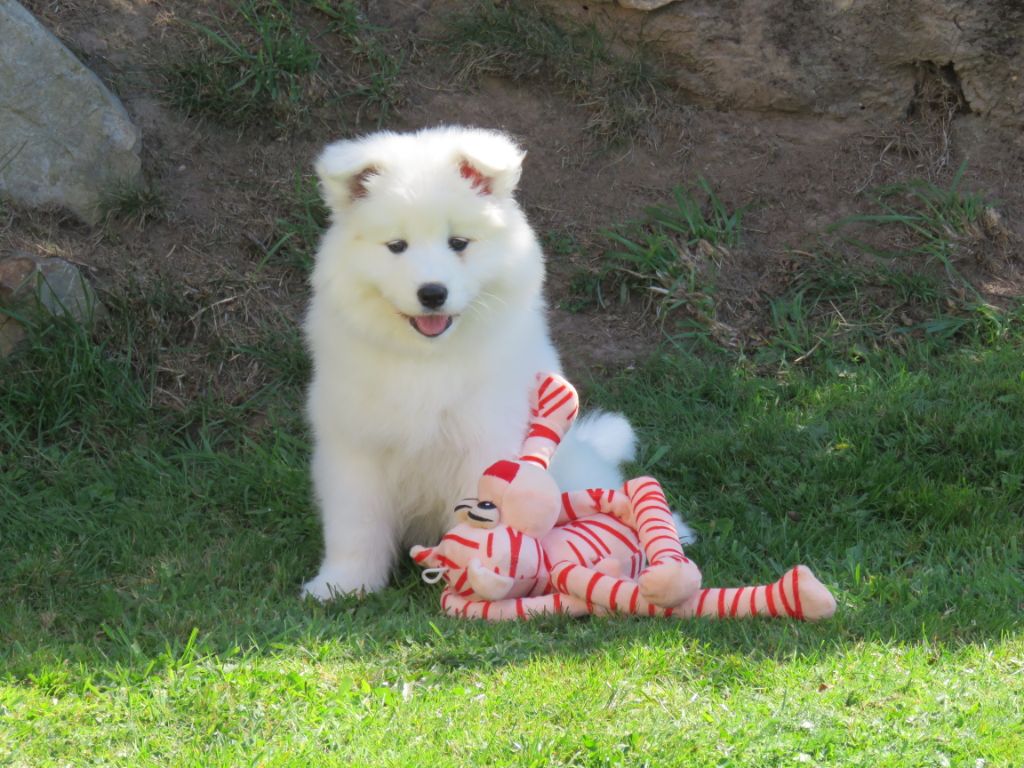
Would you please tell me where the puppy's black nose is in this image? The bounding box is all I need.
[417,282,448,310]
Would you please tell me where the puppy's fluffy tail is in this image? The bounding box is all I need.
[571,412,637,465]
[549,411,697,545]
[548,411,636,493]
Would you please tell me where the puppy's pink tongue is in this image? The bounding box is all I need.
[411,315,452,337]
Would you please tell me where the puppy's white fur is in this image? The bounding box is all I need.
[302,126,635,599]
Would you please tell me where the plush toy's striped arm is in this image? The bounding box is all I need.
[520,374,579,469]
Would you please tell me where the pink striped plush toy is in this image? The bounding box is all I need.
[410,373,837,622]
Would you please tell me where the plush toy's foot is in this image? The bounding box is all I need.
[788,565,837,621]
[639,559,702,608]
[465,557,515,601]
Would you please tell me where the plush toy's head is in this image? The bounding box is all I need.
[468,458,560,538]
[455,372,578,538]
[410,373,579,599]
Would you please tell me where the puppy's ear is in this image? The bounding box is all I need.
[315,140,384,212]
[455,130,525,198]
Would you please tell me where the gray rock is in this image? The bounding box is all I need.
[0,252,105,357]
[0,0,142,223]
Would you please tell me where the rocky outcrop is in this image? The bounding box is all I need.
[0,253,105,357]
[0,0,142,223]
[550,0,1024,128]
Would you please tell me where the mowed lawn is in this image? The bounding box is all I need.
[1,319,1022,767]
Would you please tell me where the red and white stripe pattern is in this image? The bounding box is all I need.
[414,366,838,623]
[439,590,590,621]
[548,559,678,617]
[436,563,835,622]
[545,510,642,577]
[688,565,834,621]
[414,526,548,600]
[558,487,632,524]
[519,374,579,469]
[623,477,690,569]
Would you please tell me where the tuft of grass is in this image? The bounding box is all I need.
[165,0,405,130]
[166,0,321,127]
[831,162,996,291]
[542,229,580,259]
[647,180,745,248]
[98,182,165,229]
[599,180,744,342]
[762,166,1018,365]
[265,171,329,272]
[307,0,405,124]
[440,1,664,145]
[559,269,606,314]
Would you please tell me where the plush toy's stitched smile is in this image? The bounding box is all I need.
[406,314,454,338]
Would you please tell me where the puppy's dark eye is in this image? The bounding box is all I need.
[477,501,496,510]
[448,237,470,253]
[386,240,408,254]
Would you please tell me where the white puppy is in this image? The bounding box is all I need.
[301,126,636,599]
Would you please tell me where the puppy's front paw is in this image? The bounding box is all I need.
[301,565,386,601]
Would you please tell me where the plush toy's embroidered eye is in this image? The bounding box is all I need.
[455,498,499,528]
[448,237,469,253]
[386,239,408,254]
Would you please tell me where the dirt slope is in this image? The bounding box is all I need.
[4,0,1022,397]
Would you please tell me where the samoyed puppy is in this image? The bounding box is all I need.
[301,126,637,599]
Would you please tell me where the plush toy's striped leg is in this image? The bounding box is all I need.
[682,565,836,622]
[623,477,702,607]
[439,588,589,621]
[548,561,679,617]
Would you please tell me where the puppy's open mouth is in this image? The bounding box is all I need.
[406,314,454,338]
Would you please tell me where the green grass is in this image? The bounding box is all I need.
[265,171,330,272]
[440,1,664,145]
[764,168,1018,365]
[830,162,996,291]
[98,183,166,229]
[167,0,321,127]
[306,0,405,124]
[166,0,404,130]
[578,167,1019,364]
[589,180,743,341]
[2,294,1022,764]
